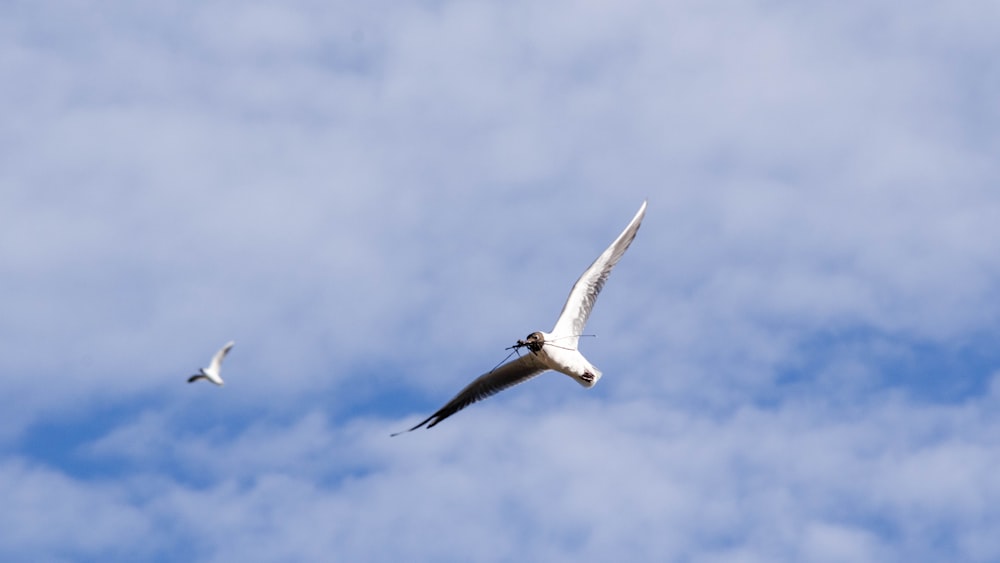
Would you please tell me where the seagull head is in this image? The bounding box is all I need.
[515,331,545,353]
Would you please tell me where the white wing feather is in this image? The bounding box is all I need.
[209,340,235,373]
[550,201,646,347]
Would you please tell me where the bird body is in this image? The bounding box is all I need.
[394,200,647,435]
[187,340,235,386]
[528,331,602,388]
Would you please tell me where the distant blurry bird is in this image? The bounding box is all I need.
[393,200,647,435]
[187,341,235,386]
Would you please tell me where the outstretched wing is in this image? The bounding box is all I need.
[208,340,235,372]
[550,200,646,347]
[187,374,208,384]
[392,353,548,435]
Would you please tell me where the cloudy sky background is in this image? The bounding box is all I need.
[3,0,1000,560]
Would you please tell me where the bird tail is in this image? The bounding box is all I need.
[577,366,602,388]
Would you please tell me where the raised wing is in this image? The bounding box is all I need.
[550,200,646,347]
[392,353,548,435]
[209,340,235,372]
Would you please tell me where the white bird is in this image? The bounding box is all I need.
[393,200,647,435]
[187,341,235,386]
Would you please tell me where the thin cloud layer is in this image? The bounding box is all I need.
[2,0,1000,561]
[7,384,1000,562]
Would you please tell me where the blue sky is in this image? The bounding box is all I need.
[3,0,1000,561]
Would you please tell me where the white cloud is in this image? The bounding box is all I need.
[2,0,1000,560]
[0,459,154,560]
[8,388,997,561]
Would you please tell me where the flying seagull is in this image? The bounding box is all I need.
[393,200,647,435]
[187,340,235,386]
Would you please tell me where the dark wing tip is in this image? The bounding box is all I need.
[390,414,438,437]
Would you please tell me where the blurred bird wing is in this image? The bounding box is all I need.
[208,340,235,373]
